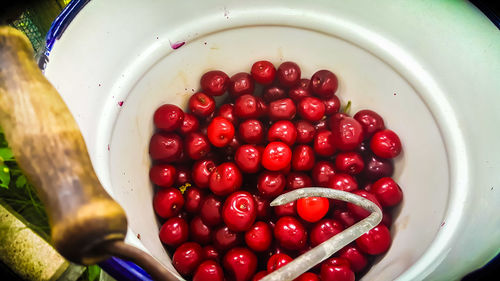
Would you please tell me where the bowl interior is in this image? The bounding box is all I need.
[107,25,449,280]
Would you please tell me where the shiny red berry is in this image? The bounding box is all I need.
[193,260,224,281]
[189,92,216,118]
[201,70,230,96]
[274,200,296,217]
[291,145,315,171]
[217,103,238,125]
[310,70,338,99]
[311,161,336,187]
[296,272,320,281]
[297,197,329,223]
[190,216,212,245]
[153,187,184,218]
[229,73,255,98]
[320,257,354,281]
[202,245,221,262]
[354,109,385,139]
[370,129,402,158]
[149,133,183,161]
[267,253,293,272]
[327,173,358,192]
[178,113,199,135]
[323,95,341,115]
[184,186,204,213]
[298,97,326,122]
[338,245,368,273]
[362,154,394,181]
[313,130,336,157]
[257,171,286,198]
[330,115,364,151]
[262,85,286,102]
[222,191,257,232]
[159,217,188,247]
[335,152,365,175]
[262,142,292,171]
[209,162,242,196]
[251,60,276,84]
[235,144,261,173]
[277,61,301,88]
[234,94,260,119]
[371,177,403,207]
[268,98,296,120]
[274,216,307,250]
[149,164,176,187]
[245,221,273,252]
[295,120,315,144]
[172,242,203,276]
[267,120,297,146]
[238,119,264,144]
[213,225,243,251]
[289,78,312,102]
[200,194,223,226]
[286,172,313,190]
[223,248,258,281]
[208,117,235,147]
[355,224,391,255]
[347,190,382,219]
[192,160,216,189]
[153,104,184,132]
[310,219,343,246]
[184,132,211,160]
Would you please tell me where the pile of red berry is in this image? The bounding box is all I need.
[149,60,403,281]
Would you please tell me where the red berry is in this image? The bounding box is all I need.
[253,194,271,220]
[310,70,338,99]
[320,257,354,281]
[353,109,385,139]
[262,142,292,171]
[223,248,258,281]
[184,187,204,213]
[252,271,268,281]
[217,103,238,125]
[362,154,394,181]
[159,217,188,247]
[371,177,403,207]
[251,60,276,84]
[201,70,229,96]
[178,113,200,135]
[209,162,242,196]
[277,61,301,88]
[323,95,341,115]
[190,216,212,245]
[291,145,315,171]
[193,260,224,281]
[289,79,312,102]
[200,194,223,226]
[235,94,260,119]
[192,160,216,188]
[355,224,391,255]
[175,166,192,185]
[311,161,336,187]
[257,171,286,198]
[286,172,313,190]
[222,191,257,232]
[235,144,262,173]
[153,104,184,132]
[245,221,273,252]
[330,116,364,151]
[229,73,255,98]
[268,98,296,120]
[335,152,365,175]
[238,119,264,144]
[310,219,343,246]
[333,208,357,228]
[313,119,328,131]
[224,135,243,157]
[213,225,243,251]
[347,190,382,219]
[189,92,216,118]
[172,242,203,276]
[153,187,184,218]
[295,120,315,144]
[298,97,326,122]
[296,272,320,281]
[267,253,293,272]
[184,132,211,160]
[338,245,368,273]
[274,216,307,250]
[149,133,183,161]
[370,129,402,158]
[149,164,176,187]
[267,120,297,146]
[313,130,336,157]
[262,85,286,102]
[208,117,235,147]
[297,197,330,222]
[274,201,296,217]
[327,173,358,192]
[202,245,220,262]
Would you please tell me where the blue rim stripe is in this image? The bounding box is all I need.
[99,257,153,281]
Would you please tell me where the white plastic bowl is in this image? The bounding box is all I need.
[44,0,500,280]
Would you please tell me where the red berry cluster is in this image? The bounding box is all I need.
[149,61,403,281]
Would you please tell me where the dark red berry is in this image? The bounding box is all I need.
[320,257,354,281]
[371,177,403,207]
[313,119,328,131]
[257,171,286,198]
[274,216,307,250]
[200,194,223,226]
[185,132,211,160]
[353,109,385,139]
[347,190,382,219]
[253,194,271,220]
[223,248,258,281]
[330,116,364,151]
[268,98,296,120]
[338,245,368,273]
[362,154,394,181]
[192,160,216,188]
[153,187,184,218]
[291,145,315,171]
[238,119,264,144]
[153,104,184,132]
[229,73,255,98]
[189,92,216,118]
[222,191,257,232]
[262,85,286,102]
[262,142,292,171]
[267,120,297,146]
[310,70,338,99]
[234,94,260,119]
[274,200,296,217]
[235,144,261,173]
[370,129,402,158]
[251,61,276,84]
[184,187,204,213]
[335,152,365,175]
[159,217,188,247]
[178,113,200,135]
[267,253,293,272]
[277,61,301,88]
[193,260,224,281]
[201,70,229,96]
[327,173,358,192]
[323,95,341,115]
[286,172,313,190]
[333,208,357,228]
[296,272,320,281]
[313,130,336,157]
[149,164,176,187]
[289,79,312,102]
[245,221,273,252]
[311,161,336,187]
[202,245,220,262]
[213,226,243,251]
[355,224,391,255]
[172,242,203,276]
[209,162,242,196]
[252,271,268,281]
[298,97,326,122]
[217,103,238,125]
[382,210,393,227]
[310,219,343,247]
[295,120,315,144]
[208,117,235,147]
[149,133,183,161]
[188,216,211,244]
[175,166,192,185]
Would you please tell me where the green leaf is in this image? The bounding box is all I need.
[0,165,10,189]
[15,175,27,188]
[87,265,101,281]
[0,147,14,162]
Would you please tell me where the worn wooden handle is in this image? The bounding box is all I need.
[0,26,127,265]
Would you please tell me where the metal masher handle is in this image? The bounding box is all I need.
[261,188,383,281]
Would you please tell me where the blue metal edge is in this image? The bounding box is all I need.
[38,0,91,70]
[99,257,153,281]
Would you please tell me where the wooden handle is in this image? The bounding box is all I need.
[0,26,127,265]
